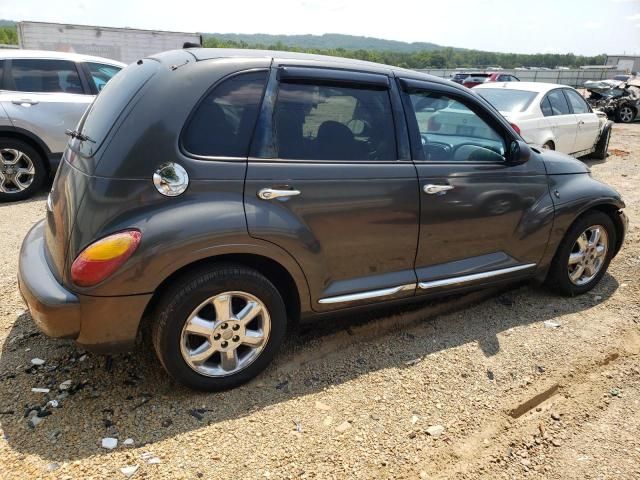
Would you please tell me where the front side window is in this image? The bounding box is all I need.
[406,90,506,162]
[564,89,590,114]
[10,59,83,94]
[545,89,571,116]
[273,82,396,161]
[182,71,267,157]
[86,62,122,92]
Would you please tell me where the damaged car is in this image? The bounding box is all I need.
[584,79,640,124]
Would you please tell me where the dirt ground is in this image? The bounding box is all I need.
[0,123,639,480]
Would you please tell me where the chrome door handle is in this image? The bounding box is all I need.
[257,187,301,200]
[424,184,454,195]
[12,99,39,106]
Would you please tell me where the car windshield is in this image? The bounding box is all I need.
[475,88,538,112]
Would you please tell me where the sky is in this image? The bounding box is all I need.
[1,0,639,56]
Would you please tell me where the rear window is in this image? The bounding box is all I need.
[476,88,537,112]
[76,59,159,157]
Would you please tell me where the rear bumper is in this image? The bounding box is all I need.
[18,220,152,352]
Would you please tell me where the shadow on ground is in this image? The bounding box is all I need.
[0,274,619,461]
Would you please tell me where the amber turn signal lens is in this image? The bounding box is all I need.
[71,230,141,287]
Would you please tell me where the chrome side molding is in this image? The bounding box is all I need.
[318,283,415,304]
[418,264,536,290]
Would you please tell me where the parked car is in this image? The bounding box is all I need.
[584,80,639,124]
[0,50,124,201]
[474,82,613,158]
[18,49,627,391]
[451,72,471,84]
[460,72,519,89]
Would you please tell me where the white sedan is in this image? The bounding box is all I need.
[474,82,612,159]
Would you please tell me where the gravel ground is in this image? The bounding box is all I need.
[1,123,639,479]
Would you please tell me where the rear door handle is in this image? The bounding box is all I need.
[257,187,301,200]
[424,184,454,195]
[12,99,39,106]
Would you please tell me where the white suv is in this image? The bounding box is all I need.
[474,82,612,160]
[0,50,124,201]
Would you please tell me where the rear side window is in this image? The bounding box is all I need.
[76,59,159,157]
[86,62,122,92]
[564,89,590,114]
[10,59,83,94]
[540,96,553,117]
[273,82,396,161]
[546,90,571,116]
[182,71,267,157]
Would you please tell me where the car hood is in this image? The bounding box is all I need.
[540,149,590,175]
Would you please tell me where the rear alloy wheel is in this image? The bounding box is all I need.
[616,105,636,124]
[546,211,616,296]
[0,139,46,202]
[152,264,287,391]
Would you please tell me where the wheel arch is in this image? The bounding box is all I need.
[139,251,308,340]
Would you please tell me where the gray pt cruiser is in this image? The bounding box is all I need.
[18,49,628,390]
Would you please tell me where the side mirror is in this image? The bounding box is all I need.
[509,140,531,164]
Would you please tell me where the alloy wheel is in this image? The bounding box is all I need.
[0,148,35,193]
[567,225,608,286]
[180,291,271,377]
[619,106,634,123]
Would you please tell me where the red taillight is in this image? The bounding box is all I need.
[71,230,141,287]
[510,123,522,135]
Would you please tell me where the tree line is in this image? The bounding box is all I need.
[0,24,605,69]
[203,37,605,69]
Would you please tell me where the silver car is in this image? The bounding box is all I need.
[0,50,124,201]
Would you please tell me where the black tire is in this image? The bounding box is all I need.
[151,263,287,391]
[542,141,555,150]
[545,211,616,296]
[615,105,636,124]
[591,121,612,160]
[0,138,47,202]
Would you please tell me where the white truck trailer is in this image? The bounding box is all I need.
[17,21,202,64]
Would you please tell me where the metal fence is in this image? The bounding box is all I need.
[414,68,626,88]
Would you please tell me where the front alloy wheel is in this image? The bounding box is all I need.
[567,225,608,286]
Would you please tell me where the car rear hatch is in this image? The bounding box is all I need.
[43,59,160,285]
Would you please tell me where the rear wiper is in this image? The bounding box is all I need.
[65,129,95,143]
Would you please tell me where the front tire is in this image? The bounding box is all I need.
[151,264,287,391]
[591,121,612,160]
[0,138,46,202]
[545,211,616,296]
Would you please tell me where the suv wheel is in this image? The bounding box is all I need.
[546,211,616,296]
[151,264,287,391]
[0,138,46,202]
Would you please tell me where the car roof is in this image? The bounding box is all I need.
[0,49,125,67]
[174,47,457,88]
[473,81,571,93]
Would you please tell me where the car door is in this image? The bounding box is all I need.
[563,88,599,153]
[399,78,553,294]
[0,58,93,154]
[244,66,420,311]
[541,89,577,154]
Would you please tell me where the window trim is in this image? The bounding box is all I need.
[5,58,88,95]
[178,68,270,161]
[80,61,122,95]
[398,78,514,164]
[542,88,572,117]
[250,66,408,164]
[562,88,592,114]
